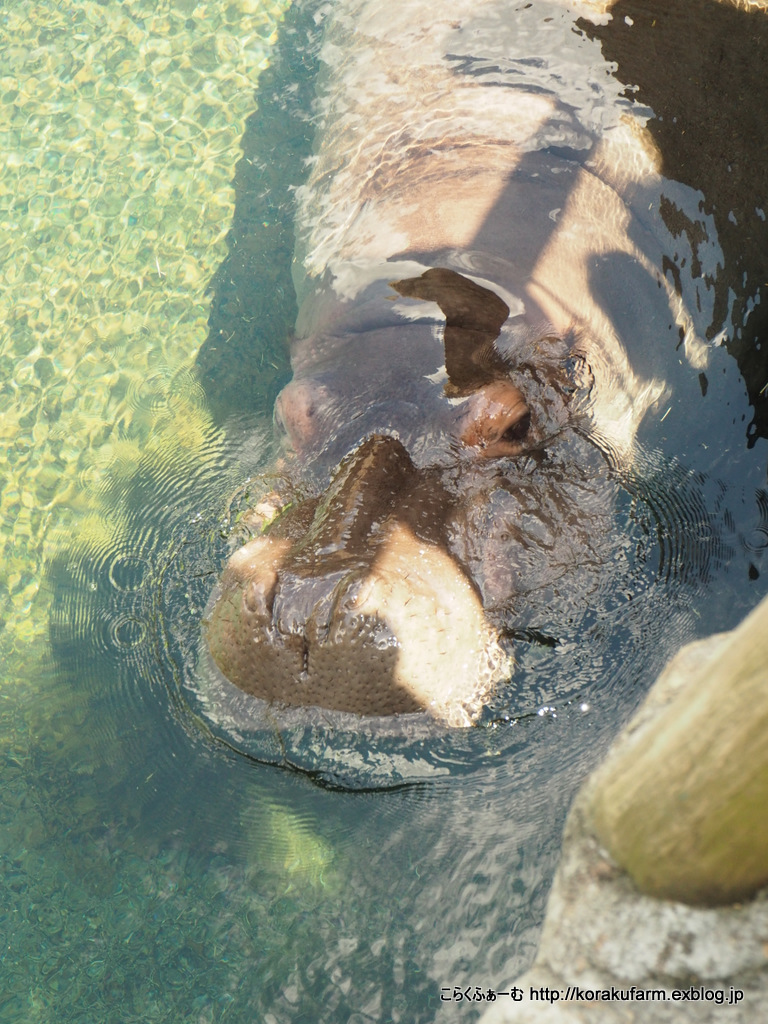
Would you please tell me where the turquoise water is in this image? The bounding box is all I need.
[3,0,768,1021]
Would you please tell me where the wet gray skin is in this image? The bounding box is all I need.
[204,1,689,727]
[205,268,602,727]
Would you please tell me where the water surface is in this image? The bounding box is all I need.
[2,1,768,1022]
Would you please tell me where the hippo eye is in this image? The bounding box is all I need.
[456,380,531,457]
[500,410,531,443]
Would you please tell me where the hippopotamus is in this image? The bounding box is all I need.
[203,0,718,727]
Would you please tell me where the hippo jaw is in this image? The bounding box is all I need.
[205,436,512,727]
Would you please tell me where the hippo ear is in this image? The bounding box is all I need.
[390,268,509,394]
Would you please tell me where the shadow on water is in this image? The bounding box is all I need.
[579,0,768,447]
[40,1,768,1021]
[193,0,325,425]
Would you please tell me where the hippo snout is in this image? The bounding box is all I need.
[205,436,511,726]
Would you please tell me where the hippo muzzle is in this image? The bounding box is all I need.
[206,434,514,727]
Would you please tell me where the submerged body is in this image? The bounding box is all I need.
[205,0,718,724]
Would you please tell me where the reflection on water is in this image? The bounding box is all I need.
[2,0,768,1022]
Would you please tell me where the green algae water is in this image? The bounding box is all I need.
[3,0,768,1021]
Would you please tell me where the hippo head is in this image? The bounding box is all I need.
[205,268,599,726]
